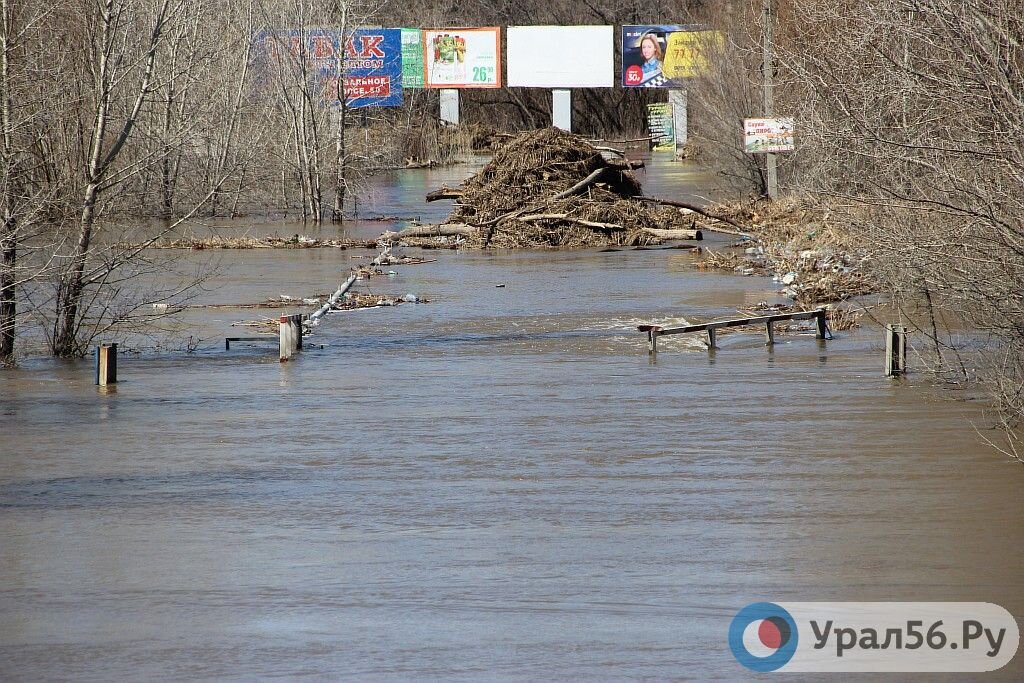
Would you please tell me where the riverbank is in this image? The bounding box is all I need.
[696,198,875,313]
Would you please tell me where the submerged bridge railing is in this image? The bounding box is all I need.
[638,308,828,355]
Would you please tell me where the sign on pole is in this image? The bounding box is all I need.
[423,28,501,88]
[744,118,795,153]
[647,103,675,151]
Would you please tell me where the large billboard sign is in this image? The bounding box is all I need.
[506,26,613,88]
[622,25,721,87]
[422,28,501,88]
[254,28,403,108]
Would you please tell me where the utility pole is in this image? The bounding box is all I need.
[762,0,778,200]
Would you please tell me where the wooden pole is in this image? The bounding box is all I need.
[706,328,716,349]
[648,329,658,356]
[765,320,775,345]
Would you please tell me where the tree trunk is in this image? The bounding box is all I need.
[0,0,15,360]
[54,182,99,356]
[0,217,14,360]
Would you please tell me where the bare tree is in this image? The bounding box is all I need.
[779,0,1024,453]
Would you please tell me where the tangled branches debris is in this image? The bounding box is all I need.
[697,198,875,307]
[418,128,699,249]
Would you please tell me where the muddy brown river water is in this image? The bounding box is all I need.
[1,155,1022,680]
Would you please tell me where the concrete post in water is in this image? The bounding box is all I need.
[552,90,572,131]
[279,314,303,362]
[440,89,459,125]
[95,343,117,385]
[279,316,291,361]
[885,324,908,376]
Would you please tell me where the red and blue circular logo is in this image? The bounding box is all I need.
[729,602,798,672]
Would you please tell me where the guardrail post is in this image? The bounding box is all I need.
[815,308,828,339]
[95,343,117,385]
[764,320,775,346]
[885,324,907,376]
[280,315,293,362]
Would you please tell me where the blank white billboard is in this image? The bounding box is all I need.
[507,26,614,88]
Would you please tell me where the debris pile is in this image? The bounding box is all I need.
[413,128,699,249]
[698,199,874,307]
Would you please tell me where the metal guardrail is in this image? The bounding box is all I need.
[638,308,828,354]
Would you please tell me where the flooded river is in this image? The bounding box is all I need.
[1,155,1022,680]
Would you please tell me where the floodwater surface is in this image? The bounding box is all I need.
[1,154,1022,681]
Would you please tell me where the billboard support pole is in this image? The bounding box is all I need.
[762,0,778,199]
[669,89,688,153]
[440,89,459,125]
[552,89,572,131]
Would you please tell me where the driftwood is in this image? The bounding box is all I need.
[426,186,464,202]
[516,214,701,240]
[551,167,608,201]
[381,224,476,240]
[606,159,645,170]
[636,196,751,236]
[586,136,654,144]
[518,213,624,231]
[641,227,703,240]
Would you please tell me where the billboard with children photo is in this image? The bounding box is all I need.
[422,28,501,88]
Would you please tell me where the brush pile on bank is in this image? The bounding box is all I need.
[417,128,695,249]
[698,198,874,308]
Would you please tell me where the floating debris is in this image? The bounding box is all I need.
[152,235,376,250]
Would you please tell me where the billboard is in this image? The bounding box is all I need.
[423,28,501,88]
[253,28,403,108]
[506,26,613,88]
[744,118,795,153]
[622,25,721,87]
[401,28,424,88]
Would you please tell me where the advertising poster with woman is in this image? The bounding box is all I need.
[422,28,501,88]
[622,25,713,88]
